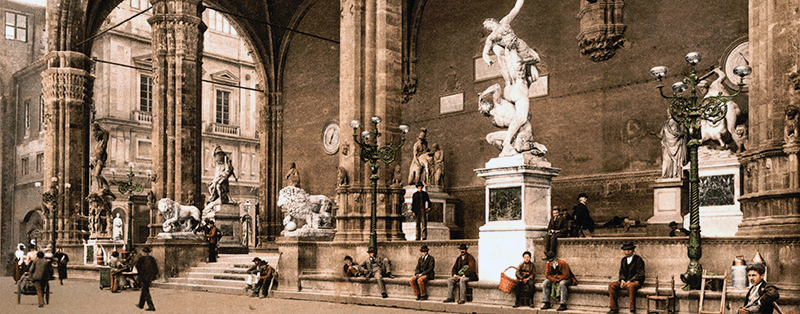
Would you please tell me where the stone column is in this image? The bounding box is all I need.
[257,91,284,246]
[40,51,93,245]
[738,0,800,236]
[147,0,205,208]
[335,0,406,243]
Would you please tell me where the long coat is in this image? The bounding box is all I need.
[450,253,478,281]
[136,255,159,283]
[572,203,595,232]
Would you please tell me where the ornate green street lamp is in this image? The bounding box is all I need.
[118,164,144,251]
[350,117,409,253]
[649,52,751,290]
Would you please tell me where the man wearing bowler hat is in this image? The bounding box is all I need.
[360,247,394,298]
[443,244,478,304]
[135,246,158,311]
[411,183,432,240]
[410,245,435,300]
[607,242,645,314]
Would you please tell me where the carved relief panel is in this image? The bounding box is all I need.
[576,0,626,62]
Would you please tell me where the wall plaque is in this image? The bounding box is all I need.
[699,174,735,206]
[440,93,464,114]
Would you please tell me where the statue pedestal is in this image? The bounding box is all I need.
[475,155,560,283]
[213,203,248,252]
[401,186,456,240]
[84,237,123,266]
[648,177,687,225]
[682,155,742,236]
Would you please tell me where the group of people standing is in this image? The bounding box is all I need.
[13,243,69,308]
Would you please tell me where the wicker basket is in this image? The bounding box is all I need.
[498,266,519,293]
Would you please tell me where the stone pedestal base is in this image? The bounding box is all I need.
[401,186,456,240]
[85,238,124,266]
[211,203,247,251]
[145,239,208,281]
[683,155,742,237]
[648,178,687,225]
[475,154,560,283]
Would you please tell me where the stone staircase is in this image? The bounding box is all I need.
[154,252,280,295]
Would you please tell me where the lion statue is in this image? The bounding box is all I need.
[158,198,201,233]
[278,186,333,231]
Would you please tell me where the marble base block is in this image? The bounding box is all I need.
[648,177,687,225]
[475,155,560,283]
[402,222,450,241]
[682,155,742,237]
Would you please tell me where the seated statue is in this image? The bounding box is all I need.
[158,198,201,233]
[278,186,333,232]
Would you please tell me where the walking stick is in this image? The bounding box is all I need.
[266,252,282,298]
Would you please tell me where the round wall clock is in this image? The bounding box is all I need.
[322,121,340,155]
[721,38,749,91]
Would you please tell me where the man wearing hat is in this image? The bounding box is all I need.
[738,263,780,314]
[572,193,595,237]
[360,247,394,298]
[245,257,261,292]
[410,245,435,300]
[343,255,364,277]
[135,246,158,311]
[253,260,276,298]
[411,183,432,240]
[541,251,577,311]
[205,219,220,263]
[607,242,645,314]
[668,221,689,237]
[444,244,478,304]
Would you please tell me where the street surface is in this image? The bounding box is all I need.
[2,277,428,314]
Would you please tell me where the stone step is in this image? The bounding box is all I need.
[153,281,251,296]
[185,277,251,288]
[186,271,249,281]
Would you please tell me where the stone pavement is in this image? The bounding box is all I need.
[2,277,427,314]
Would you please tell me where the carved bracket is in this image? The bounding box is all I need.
[576,0,626,62]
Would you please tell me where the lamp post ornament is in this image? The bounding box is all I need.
[351,117,409,253]
[650,52,750,290]
[118,165,144,251]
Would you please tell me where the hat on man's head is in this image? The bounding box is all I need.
[420,245,429,252]
[252,257,262,262]
[415,182,424,188]
[458,244,468,250]
[367,247,377,253]
[620,242,636,250]
[578,193,588,199]
[542,251,556,261]
[142,246,152,253]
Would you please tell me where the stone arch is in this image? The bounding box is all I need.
[21,209,45,250]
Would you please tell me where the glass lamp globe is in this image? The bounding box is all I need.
[370,116,382,124]
[650,66,668,80]
[733,65,752,78]
[672,82,688,93]
[349,120,360,130]
[399,125,410,134]
[361,131,372,141]
[684,52,702,66]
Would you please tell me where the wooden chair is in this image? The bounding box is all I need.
[699,270,727,314]
[646,275,676,314]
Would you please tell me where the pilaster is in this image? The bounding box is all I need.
[40,51,93,245]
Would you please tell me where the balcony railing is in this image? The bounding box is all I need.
[132,110,153,124]
[208,122,240,136]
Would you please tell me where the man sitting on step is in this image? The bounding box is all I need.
[245,257,261,292]
[252,260,275,298]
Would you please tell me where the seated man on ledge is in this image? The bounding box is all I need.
[738,263,780,314]
[607,241,645,314]
[360,247,394,298]
[443,244,478,304]
[343,255,364,277]
[541,251,577,311]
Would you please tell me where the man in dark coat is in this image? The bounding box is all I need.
[28,251,53,308]
[738,263,780,314]
[252,261,276,298]
[410,245,435,300]
[135,246,159,311]
[444,244,478,304]
[411,183,431,240]
[572,193,595,237]
[53,248,69,285]
[607,242,645,314]
[205,220,220,262]
[360,247,394,298]
[543,207,567,255]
